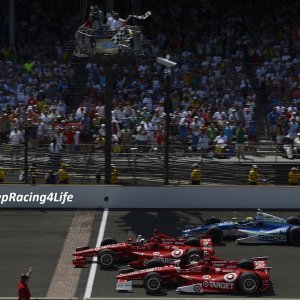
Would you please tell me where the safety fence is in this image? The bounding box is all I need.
[0,141,297,186]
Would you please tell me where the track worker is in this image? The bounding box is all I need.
[18,267,32,300]
[190,163,201,185]
[57,162,69,184]
[111,164,118,184]
[248,164,260,185]
[0,167,5,183]
[288,167,300,185]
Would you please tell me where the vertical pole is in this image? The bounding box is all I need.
[24,127,29,184]
[164,70,171,185]
[106,0,114,15]
[103,58,113,184]
[8,0,15,47]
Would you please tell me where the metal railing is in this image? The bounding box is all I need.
[0,141,297,185]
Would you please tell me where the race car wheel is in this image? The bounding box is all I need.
[181,248,204,265]
[206,226,223,245]
[237,259,254,270]
[287,216,300,225]
[100,238,118,246]
[184,237,200,247]
[145,259,165,268]
[205,216,221,225]
[289,226,300,246]
[143,272,164,294]
[238,272,260,294]
[97,249,116,268]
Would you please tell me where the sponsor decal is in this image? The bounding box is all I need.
[171,249,184,258]
[153,251,160,255]
[256,260,266,267]
[153,257,177,264]
[203,275,211,279]
[202,281,234,290]
[194,284,202,292]
[258,235,286,241]
[224,273,237,282]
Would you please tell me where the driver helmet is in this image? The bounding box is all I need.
[245,217,253,222]
[20,274,29,282]
[232,217,238,222]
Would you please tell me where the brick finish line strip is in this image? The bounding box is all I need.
[47,211,95,298]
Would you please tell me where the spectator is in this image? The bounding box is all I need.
[49,138,62,170]
[197,128,209,157]
[214,130,228,158]
[235,123,246,159]
[190,163,201,185]
[293,133,300,158]
[9,127,24,159]
[288,167,300,185]
[18,267,32,300]
[28,164,37,185]
[44,170,57,184]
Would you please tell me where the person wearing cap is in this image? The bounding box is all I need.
[288,167,300,185]
[248,165,260,185]
[18,267,32,300]
[190,163,201,185]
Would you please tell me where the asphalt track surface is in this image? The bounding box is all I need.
[1,209,300,298]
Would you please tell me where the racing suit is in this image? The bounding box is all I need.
[18,280,30,300]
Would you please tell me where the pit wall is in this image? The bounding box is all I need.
[0,185,298,209]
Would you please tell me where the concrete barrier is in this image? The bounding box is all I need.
[0,185,300,209]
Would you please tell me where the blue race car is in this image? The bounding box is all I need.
[182,209,300,246]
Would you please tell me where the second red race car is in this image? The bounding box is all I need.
[116,256,272,295]
[72,230,214,269]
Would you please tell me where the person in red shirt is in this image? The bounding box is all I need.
[18,267,32,300]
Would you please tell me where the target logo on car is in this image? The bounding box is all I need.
[203,275,211,279]
[224,273,237,282]
[171,249,183,258]
[193,284,203,292]
[153,251,160,255]
[202,281,209,288]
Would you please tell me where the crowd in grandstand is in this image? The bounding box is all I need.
[2,0,300,162]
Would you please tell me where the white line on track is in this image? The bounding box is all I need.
[84,208,109,299]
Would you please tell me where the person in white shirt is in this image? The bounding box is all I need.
[214,131,228,158]
[9,127,24,160]
[107,12,131,31]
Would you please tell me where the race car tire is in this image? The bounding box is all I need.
[238,272,260,294]
[143,272,164,294]
[287,216,300,225]
[100,238,118,246]
[237,259,254,270]
[184,237,200,247]
[97,249,116,268]
[289,226,300,246]
[144,259,165,268]
[181,248,204,265]
[205,216,221,225]
[206,226,223,245]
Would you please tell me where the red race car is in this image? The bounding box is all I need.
[116,256,271,295]
[72,230,214,269]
